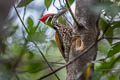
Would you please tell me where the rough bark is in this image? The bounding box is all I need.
[66,0,100,80]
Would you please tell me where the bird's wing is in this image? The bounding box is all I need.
[55,32,65,58]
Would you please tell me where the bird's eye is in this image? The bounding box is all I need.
[49,16,52,19]
[48,16,53,21]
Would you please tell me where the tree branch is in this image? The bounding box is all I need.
[13,5,29,33]
[65,0,85,29]
[103,36,120,40]
[53,0,61,10]
[38,41,97,80]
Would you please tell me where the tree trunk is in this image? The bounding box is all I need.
[66,0,100,80]
[0,0,15,54]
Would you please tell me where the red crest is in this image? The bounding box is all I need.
[40,13,56,22]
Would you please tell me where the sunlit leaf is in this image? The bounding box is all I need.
[98,39,111,54]
[112,21,120,29]
[17,0,33,8]
[114,28,120,38]
[107,42,120,58]
[96,56,120,71]
[45,0,52,9]
[50,40,57,47]
[27,17,34,27]
[99,18,114,43]
[27,17,34,34]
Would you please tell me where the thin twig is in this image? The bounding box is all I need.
[38,41,97,80]
[58,0,64,8]
[14,4,60,80]
[103,36,120,40]
[22,0,27,20]
[54,9,67,19]
[99,36,120,41]
[52,9,67,24]
[96,68,120,72]
[13,5,29,33]
[65,0,84,29]
[52,1,72,26]
[53,0,61,10]
[33,42,60,80]
[48,61,65,65]
[23,6,27,20]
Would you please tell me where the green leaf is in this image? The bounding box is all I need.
[45,0,52,9]
[96,56,120,71]
[114,28,120,38]
[107,42,120,58]
[98,39,111,54]
[27,17,34,34]
[69,0,74,5]
[99,19,120,44]
[17,0,33,8]
[26,61,48,73]
[105,27,114,43]
[27,17,34,27]
[99,18,108,31]
[106,4,120,17]
[27,32,47,43]
[27,17,40,37]
[112,21,120,29]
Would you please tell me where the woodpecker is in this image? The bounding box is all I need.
[40,13,91,80]
[40,13,73,62]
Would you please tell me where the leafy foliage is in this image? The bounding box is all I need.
[45,0,52,9]
[1,0,120,80]
[17,0,33,8]
[26,17,47,43]
[107,42,120,58]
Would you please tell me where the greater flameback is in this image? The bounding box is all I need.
[40,13,91,80]
[40,13,73,61]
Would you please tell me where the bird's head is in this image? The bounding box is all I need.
[40,13,56,27]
